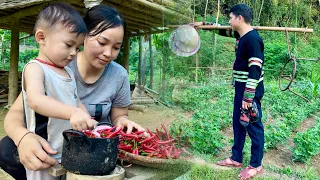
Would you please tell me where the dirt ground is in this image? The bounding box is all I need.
[0,103,319,179]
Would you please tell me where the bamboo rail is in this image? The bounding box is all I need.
[167,25,313,33]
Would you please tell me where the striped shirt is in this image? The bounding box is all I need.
[219,29,264,103]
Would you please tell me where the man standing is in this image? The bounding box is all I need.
[215,4,265,180]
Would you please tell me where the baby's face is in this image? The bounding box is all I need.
[41,24,85,67]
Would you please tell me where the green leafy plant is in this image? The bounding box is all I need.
[292,117,320,163]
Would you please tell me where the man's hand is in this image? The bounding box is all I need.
[189,22,204,29]
[242,100,252,110]
[18,133,58,170]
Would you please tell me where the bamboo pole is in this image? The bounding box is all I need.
[167,24,313,33]
[8,18,19,105]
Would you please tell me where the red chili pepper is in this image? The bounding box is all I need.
[118,144,133,151]
[99,126,117,137]
[161,124,171,139]
[161,124,167,132]
[172,148,181,158]
[83,130,97,138]
[140,134,156,144]
[142,144,156,151]
[133,131,145,135]
[164,147,170,159]
[147,128,154,136]
[106,126,117,134]
[156,139,174,144]
[119,131,137,138]
[143,149,155,154]
[132,149,139,155]
[107,126,123,138]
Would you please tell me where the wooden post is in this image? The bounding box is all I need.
[148,34,153,89]
[8,19,19,105]
[122,32,130,72]
[141,47,146,86]
[138,35,143,86]
[195,52,198,83]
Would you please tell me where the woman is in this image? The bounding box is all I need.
[0,5,143,180]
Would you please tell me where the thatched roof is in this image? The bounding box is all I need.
[0,0,192,35]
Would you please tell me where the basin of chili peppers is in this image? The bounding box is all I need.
[79,124,189,170]
[61,122,121,175]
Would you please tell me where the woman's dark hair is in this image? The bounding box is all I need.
[34,2,87,35]
[229,4,253,24]
[84,5,126,36]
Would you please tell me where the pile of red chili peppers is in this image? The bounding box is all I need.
[82,124,182,159]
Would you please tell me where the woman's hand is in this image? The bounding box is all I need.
[18,133,58,170]
[111,106,147,136]
[113,116,145,134]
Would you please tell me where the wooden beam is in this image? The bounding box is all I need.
[130,28,172,36]
[149,0,192,15]
[122,32,130,72]
[122,14,161,27]
[107,0,191,24]
[125,19,153,29]
[0,0,81,24]
[167,24,314,33]
[126,23,150,31]
[8,18,19,105]
[0,3,49,23]
[101,1,163,27]
[132,0,190,21]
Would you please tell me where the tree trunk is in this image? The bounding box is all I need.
[204,0,208,21]
[148,34,153,89]
[258,0,264,24]
[8,19,19,105]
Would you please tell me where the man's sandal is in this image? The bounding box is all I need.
[239,165,263,180]
[216,157,242,168]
